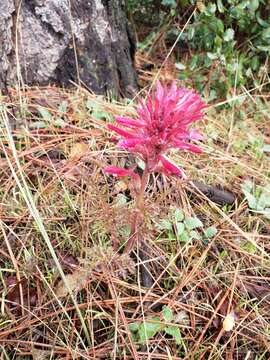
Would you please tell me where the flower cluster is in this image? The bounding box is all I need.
[105,81,206,178]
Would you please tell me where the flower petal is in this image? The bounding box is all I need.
[107,124,134,138]
[115,116,146,128]
[104,166,136,177]
[159,155,187,178]
[189,129,204,141]
[118,138,147,149]
[107,82,205,178]
[173,140,203,153]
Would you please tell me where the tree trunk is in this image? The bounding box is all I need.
[0,0,138,97]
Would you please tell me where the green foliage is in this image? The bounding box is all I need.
[157,207,217,243]
[129,306,182,345]
[181,0,270,99]
[126,0,270,100]
[241,180,270,219]
[86,99,113,121]
[30,105,67,129]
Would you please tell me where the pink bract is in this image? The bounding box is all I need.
[104,166,136,178]
[107,81,206,177]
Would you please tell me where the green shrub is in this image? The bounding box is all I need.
[126,0,270,100]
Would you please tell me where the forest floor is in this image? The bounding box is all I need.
[1,57,270,359]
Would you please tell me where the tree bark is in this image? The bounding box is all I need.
[0,0,138,97]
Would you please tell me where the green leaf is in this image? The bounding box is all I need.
[190,230,202,240]
[91,109,112,121]
[242,190,258,209]
[256,14,269,28]
[168,230,176,241]
[29,121,47,129]
[157,219,172,231]
[162,306,174,322]
[86,99,97,110]
[188,27,195,40]
[205,3,216,15]
[223,28,234,42]
[204,226,217,238]
[161,0,177,7]
[138,317,163,343]
[58,100,68,113]
[207,52,218,60]
[136,158,145,170]
[164,326,182,345]
[262,208,270,219]
[257,45,270,52]
[179,230,189,242]
[217,0,224,13]
[54,118,67,128]
[241,180,253,193]
[251,56,260,70]
[37,106,52,121]
[178,72,188,80]
[262,28,270,40]
[175,62,186,70]
[184,217,203,230]
[174,208,184,222]
[241,181,258,209]
[176,222,185,236]
[257,190,270,210]
[189,55,199,70]
[216,19,224,34]
[242,241,256,254]
[249,0,259,11]
[129,322,139,332]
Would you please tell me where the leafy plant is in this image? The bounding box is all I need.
[180,0,270,99]
[86,99,113,121]
[127,0,270,100]
[241,180,270,219]
[157,207,217,243]
[104,82,205,252]
[129,306,182,344]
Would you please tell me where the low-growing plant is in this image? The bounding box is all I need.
[129,305,182,345]
[241,179,270,219]
[157,207,217,243]
[104,81,206,252]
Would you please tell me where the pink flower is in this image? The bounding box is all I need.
[107,81,206,177]
[104,166,136,178]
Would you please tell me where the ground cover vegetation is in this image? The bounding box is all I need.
[0,1,270,359]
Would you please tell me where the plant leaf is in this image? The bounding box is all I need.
[223,28,234,42]
[190,230,201,240]
[37,106,52,121]
[204,226,217,238]
[179,230,189,242]
[138,317,163,343]
[164,326,182,345]
[176,222,185,236]
[157,219,172,231]
[129,322,139,332]
[162,306,174,322]
[174,208,184,222]
[184,217,203,230]
[175,62,186,70]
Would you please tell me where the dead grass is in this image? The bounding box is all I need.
[0,78,270,360]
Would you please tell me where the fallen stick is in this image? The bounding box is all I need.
[188,180,236,206]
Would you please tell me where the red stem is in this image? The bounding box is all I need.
[124,167,149,253]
